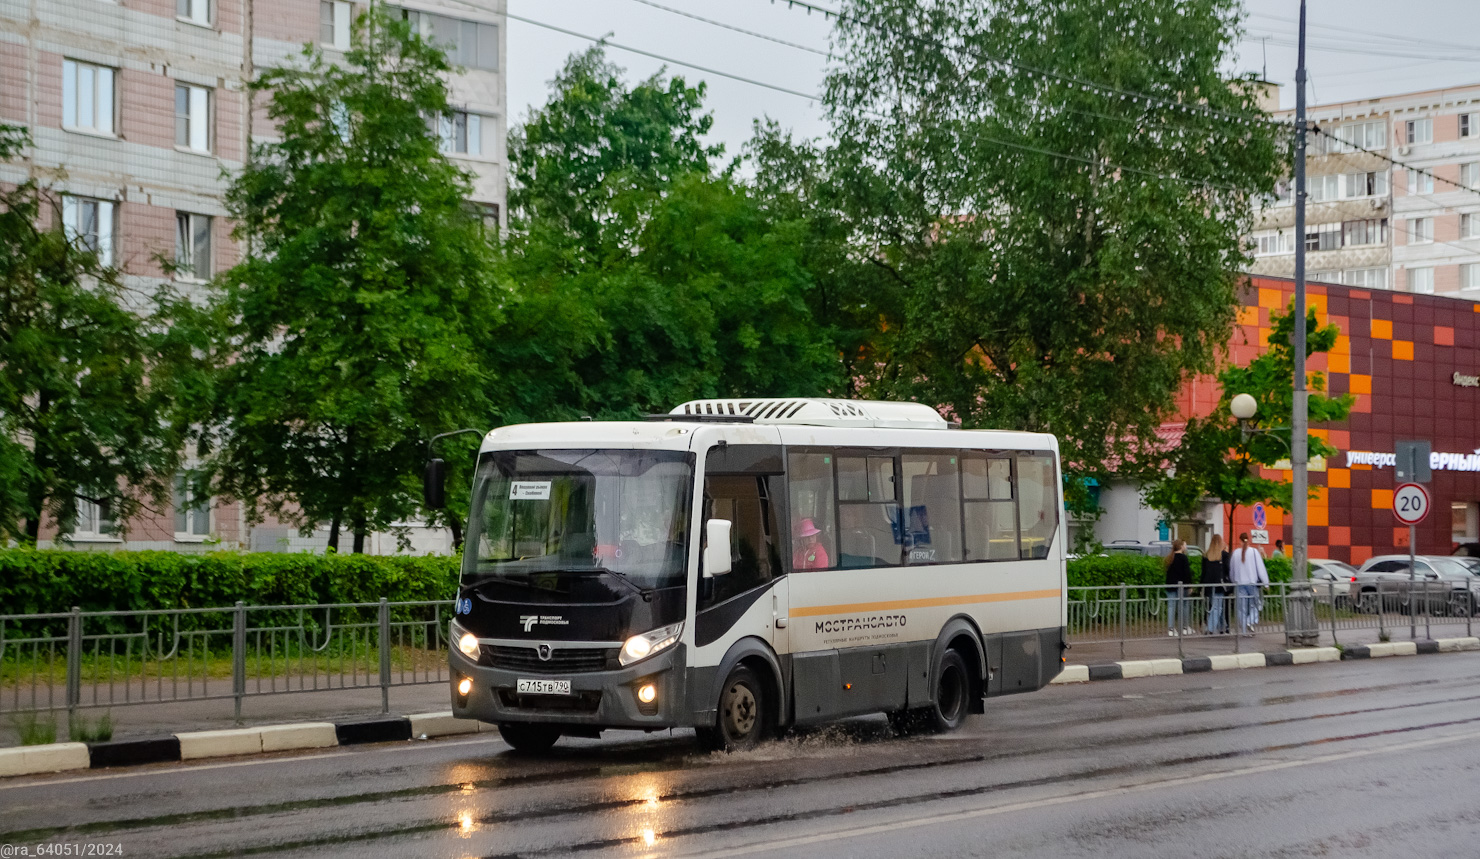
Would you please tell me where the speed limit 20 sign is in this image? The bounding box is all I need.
[1393,482,1431,525]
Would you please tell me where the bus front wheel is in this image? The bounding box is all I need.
[697,664,769,752]
[497,722,561,754]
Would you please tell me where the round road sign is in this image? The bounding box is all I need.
[1393,483,1431,526]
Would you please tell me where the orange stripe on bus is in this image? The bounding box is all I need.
[790,590,1062,617]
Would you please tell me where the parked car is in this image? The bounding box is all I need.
[1349,555,1480,615]
[1102,539,1202,560]
[1308,558,1358,607]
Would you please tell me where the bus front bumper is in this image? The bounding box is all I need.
[448,643,690,730]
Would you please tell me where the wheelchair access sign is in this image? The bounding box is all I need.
[1393,483,1431,526]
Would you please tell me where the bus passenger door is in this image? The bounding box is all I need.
[699,473,783,651]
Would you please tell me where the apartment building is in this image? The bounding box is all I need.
[1247,81,1480,297]
[0,0,506,552]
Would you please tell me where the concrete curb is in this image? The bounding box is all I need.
[0,712,494,778]
[1049,637,1480,685]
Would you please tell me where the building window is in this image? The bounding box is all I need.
[177,0,210,26]
[1310,270,1340,284]
[1409,170,1434,195]
[1463,263,1480,290]
[320,1,351,50]
[175,84,212,152]
[1343,171,1387,199]
[72,496,113,539]
[398,8,498,71]
[1409,267,1434,294]
[1463,114,1475,139]
[1342,218,1387,247]
[1404,117,1433,145]
[1344,268,1388,289]
[174,473,211,539]
[62,60,115,135]
[1410,217,1434,244]
[175,212,212,280]
[1252,229,1294,256]
[1463,213,1480,240]
[1333,120,1385,152]
[1462,163,1480,189]
[471,202,499,234]
[1305,222,1341,252]
[1308,174,1340,203]
[61,196,115,266]
[437,110,483,156]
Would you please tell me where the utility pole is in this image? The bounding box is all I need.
[1288,0,1317,646]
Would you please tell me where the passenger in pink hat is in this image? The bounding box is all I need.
[793,517,830,570]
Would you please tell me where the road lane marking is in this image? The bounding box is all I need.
[680,728,1480,858]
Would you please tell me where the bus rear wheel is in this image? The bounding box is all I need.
[697,664,768,752]
[889,648,972,736]
[497,722,561,753]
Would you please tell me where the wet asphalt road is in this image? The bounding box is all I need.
[7,653,1480,858]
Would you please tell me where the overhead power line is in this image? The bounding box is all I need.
[626,0,830,58]
[1307,124,1480,204]
[501,7,1250,195]
[767,0,1290,132]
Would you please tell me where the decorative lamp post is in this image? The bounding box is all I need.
[1228,394,1317,646]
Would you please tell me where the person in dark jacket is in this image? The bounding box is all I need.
[1201,534,1232,634]
[1164,540,1194,636]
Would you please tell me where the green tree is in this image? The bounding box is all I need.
[1144,302,1355,534]
[492,51,842,422]
[210,8,496,552]
[0,124,203,543]
[761,0,1286,488]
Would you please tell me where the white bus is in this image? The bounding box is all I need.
[445,399,1067,752]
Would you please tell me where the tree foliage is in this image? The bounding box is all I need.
[754,0,1287,487]
[0,124,202,544]
[492,50,843,423]
[1143,302,1355,530]
[210,8,496,552]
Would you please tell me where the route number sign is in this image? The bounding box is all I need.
[1393,483,1431,526]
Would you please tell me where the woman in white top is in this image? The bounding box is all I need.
[1229,532,1270,636]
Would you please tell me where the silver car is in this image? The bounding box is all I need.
[1308,558,1357,608]
[1349,555,1480,616]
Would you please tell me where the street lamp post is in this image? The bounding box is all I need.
[1230,394,1318,646]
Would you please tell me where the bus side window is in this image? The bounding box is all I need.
[902,454,963,564]
[963,456,1019,561]
[787,452,837,572]
[837,454,901,568]
[1016,454,1059,560]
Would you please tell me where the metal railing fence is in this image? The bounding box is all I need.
[1,599,453,727]
[1068,580,1475,658]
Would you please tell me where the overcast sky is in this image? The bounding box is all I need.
[506,0,1480,159]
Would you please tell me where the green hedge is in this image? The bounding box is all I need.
[1066,552,1293,592]
[0,549,460,617]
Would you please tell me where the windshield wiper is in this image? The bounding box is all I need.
[582,566,655,602]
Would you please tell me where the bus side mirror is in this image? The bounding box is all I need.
[704,519,732,578]
[424,458,447,509]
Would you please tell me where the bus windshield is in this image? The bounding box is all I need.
[463,449,694,591]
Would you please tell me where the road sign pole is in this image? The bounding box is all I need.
[1410,523,1417,641]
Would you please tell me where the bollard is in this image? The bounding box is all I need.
[1377,581,1386,641]
[379,598,392,714]
[1423,578,1431,641]
[1118,584,1127,661]
[233,601,246,725]
[1328,580,1339,649]
[66,606,82,740]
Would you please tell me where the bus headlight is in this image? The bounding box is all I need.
[458,632,480,658]
[620,622,683,667]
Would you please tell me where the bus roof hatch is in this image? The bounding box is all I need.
[669,398,951,429]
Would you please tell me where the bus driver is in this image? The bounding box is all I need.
[793,518,830,570]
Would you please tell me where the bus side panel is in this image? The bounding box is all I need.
[792,650,842,725]
[984,626,1066,696]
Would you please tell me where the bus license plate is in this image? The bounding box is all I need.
[517,678,571,696]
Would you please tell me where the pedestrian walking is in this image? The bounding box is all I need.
[1229,532,1270,636]
[1201,534,1232,634]
[1164,539,1194,636]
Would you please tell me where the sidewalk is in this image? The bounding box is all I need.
[1068,615,1475,665]
[0,683,453,747]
